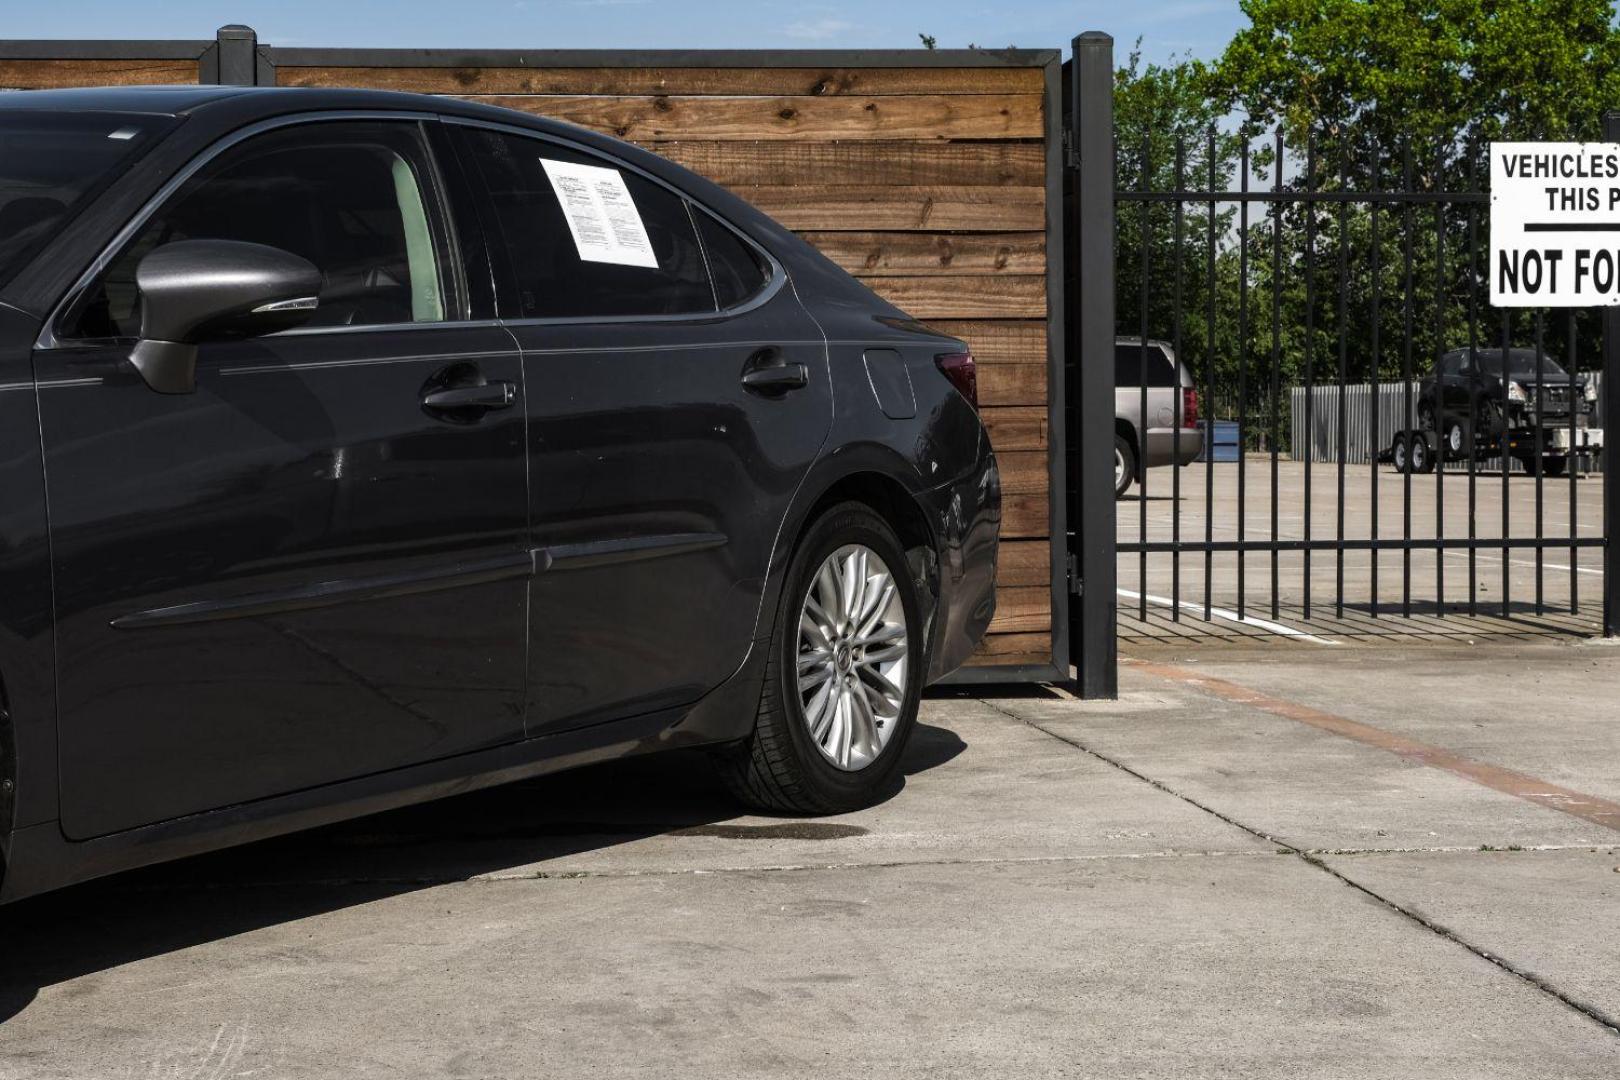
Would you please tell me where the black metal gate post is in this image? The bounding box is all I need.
[1605,114,1620,635]
[215,24,258,86]
[1068,32,1118,697]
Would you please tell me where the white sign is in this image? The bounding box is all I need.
[539,158,658,269]
[1491,141,1620,306]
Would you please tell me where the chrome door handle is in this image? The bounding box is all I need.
[421,380,517,411]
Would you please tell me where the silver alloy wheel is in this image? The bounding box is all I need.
[796,543,910,772]
[1114,446,1126,489]
[1448,423,1464,453]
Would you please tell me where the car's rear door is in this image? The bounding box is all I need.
[38,116,530,839]
[451,123,831,733]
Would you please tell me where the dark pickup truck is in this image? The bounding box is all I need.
[1395,347,1603,475]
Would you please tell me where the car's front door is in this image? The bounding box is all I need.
[39,118,530,839]
[454,126,832,732]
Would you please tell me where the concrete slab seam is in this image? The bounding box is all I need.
[973,693,1620,1038]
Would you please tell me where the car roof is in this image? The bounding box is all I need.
[0,85,249,114]
[0,84,596,139]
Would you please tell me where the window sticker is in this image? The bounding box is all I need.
[539,158,658,269]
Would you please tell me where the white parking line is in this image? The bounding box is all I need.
[1117,588,1341,646]
[1443,550,1604,576]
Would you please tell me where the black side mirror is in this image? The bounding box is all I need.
[131,239,321,394]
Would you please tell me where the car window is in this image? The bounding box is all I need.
[457,128,715,319]
[1114,343,1177,388]
[694,209,769,308]
[66,121,455,340]
[0,112,176,289]
[1476,350,1567,379]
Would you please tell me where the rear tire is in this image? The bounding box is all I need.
[1543,457,1568,477]
[1410,434,1434,474]
[1444,417,1471,461]
[1392,435,1410,474]
[1114,434,1136,499]
[718,502,924,814]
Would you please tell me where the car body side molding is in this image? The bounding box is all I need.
[536,532,728,573]
[109,551,537,630]
[110,533,732,629]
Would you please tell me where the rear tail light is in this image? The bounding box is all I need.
[1182,386,1199,427]
[935,351,978,410]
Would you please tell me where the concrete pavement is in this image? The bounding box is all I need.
[1,638,1618,1077]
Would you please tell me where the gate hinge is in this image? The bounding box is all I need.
[1062,128,1080,171]
[1066,552,1082,596]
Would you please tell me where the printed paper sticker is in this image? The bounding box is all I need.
[540,158,658,269]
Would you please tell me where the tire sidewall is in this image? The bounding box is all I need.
[773,504,925,808]
[1114,435,1134,499]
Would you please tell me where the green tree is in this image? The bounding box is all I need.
[1206,0,1620,147]
[1113,43,1248,409]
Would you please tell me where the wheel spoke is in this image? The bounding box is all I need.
[855,621,905,649]
[799,610,833,650]
[857,665,905,717]
[815,561,843,625]
[798,659,834,689]
[848,683,879,759]
[832,688,852,766]
[805,679,836,742]
[855,579,894,639]
[841,550,866,623]
[860,641,908,666]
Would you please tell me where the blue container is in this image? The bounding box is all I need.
[1196,420,1240,463]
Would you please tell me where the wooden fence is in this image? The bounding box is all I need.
[0,28,1068,680]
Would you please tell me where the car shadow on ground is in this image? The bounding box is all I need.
[0,721,965,1024]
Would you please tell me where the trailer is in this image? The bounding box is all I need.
[1382,423,1604,475]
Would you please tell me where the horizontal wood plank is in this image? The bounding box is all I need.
[996,540,1052,587]
[980,405,1048,451]
[0,59,198,88]
[738,186,1043,231]
[651,141,1045,187]
[464,94,1043,141]
[865,275,1044,319]
[987,586,1051,633]
[978,363,1047,407]
[279,65,1043,96]
[969,631,1053,667]
[1000,493,1049,538]
[802,231,1045,276]
[924,319,1046,364]
[996,450,1046,495]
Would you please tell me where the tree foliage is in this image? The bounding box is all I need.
[1205,0,1620,147]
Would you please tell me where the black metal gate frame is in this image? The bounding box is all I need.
[1065,32,1618,700]
[0,24,1075,685]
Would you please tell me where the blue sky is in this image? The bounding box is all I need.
[5,1,1248,67]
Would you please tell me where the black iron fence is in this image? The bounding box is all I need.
[1065,33,1617,697]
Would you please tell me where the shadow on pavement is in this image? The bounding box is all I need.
[0,722,966,1024]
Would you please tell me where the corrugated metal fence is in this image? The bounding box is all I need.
[1288,382,1419,465]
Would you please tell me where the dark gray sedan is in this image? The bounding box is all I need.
[0,85,999,901]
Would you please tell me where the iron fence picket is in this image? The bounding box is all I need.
[1111,125,1607,641]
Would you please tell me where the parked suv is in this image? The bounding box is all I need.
[1417,347,1601,475]
[1115,338,1203,497]
[0,86,1000,901]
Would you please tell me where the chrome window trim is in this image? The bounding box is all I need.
[35,109,462,352]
